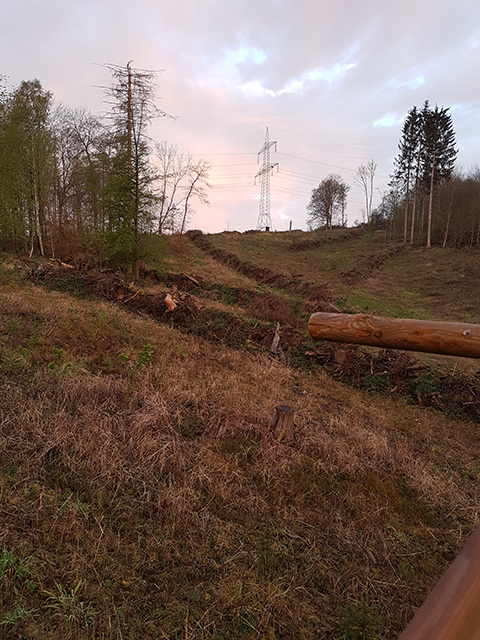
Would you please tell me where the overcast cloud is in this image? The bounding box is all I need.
[1,0,479,231]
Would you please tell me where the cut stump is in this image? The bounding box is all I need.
[273,405,295,443]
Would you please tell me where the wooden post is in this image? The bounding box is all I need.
[399,524,480,639]
[308,312,480,359]
[272,405,294,443]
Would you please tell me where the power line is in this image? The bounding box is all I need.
[190,152,256,157]
[212,183,253,189]
[281,168,323,180]
[210,163,256,168]
[271,185,310,198]
[277,151,390,179]
[278,151,357,173]
[275,127,367,151]
[278,174,318,188]
[213,173,255,179]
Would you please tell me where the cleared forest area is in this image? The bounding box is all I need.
[1,229,479,639]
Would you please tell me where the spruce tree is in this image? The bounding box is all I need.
[393,106,422,244]
[422,103,457,247]
[393,102,457,246]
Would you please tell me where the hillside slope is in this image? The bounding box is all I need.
[206,229,480,323]
[1,234,480,639]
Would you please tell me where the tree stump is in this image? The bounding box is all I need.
[272,405,295,443]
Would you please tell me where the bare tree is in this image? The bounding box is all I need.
[378,188,401,243]
[354,159,377,225]
[440,176,461,248]
[51,107,102,235]
[179,159,211,234]
[155,141,191,234]
[154,142,211,234]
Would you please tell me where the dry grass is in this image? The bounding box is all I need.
[1,273,480,639]
[162,235,260,290]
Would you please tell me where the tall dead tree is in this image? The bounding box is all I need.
[100,62,171,272]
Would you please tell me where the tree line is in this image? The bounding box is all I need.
[307,102,480,247]
[0,65,211,271]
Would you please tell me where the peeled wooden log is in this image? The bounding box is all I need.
[308,312,480,359]
[399,524,480,639]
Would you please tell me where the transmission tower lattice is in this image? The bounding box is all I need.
[255,127,278,231]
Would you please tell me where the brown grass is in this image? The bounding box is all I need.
[1,273,480,639]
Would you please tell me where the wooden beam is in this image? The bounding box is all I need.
[399,524,480,639]
[308,313,480,358]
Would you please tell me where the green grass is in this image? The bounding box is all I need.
[207,232,480,324]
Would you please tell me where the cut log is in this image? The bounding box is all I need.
[272,405,294,443]
[308,312,480,359]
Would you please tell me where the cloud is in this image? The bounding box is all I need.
[374,112,402,128]
[386,70,426,91]
[1,0,479,231]
[278,62,357,95]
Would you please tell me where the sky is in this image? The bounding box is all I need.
[1,0,479,232]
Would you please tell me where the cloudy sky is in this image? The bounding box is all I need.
[1,0,479,232]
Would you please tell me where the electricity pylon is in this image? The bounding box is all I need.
[255,127,278,231]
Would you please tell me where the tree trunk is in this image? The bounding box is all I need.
[180,174,201,234]
[420,195,426,244]
[399,524,480,640]
[32,180,44,257]
[442,182,457,249]
[409,183,417,244]
[403,177,410,245]
[442,208,452,249]
[426,150,436,248]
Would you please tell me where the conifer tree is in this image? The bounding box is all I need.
[393,106,422,244]
[422,103,457,247]
[392,102,457,246]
